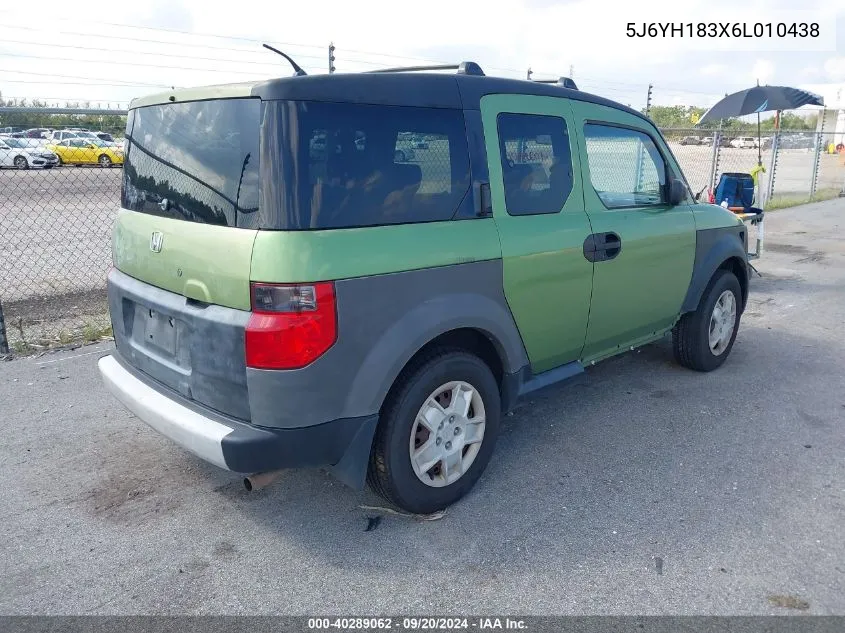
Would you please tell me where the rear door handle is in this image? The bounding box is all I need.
[602,232,622,260]
[583,232,622,263]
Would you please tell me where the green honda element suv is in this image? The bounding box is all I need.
[98,61,750,514]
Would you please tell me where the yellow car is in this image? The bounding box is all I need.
[47,138,124,167]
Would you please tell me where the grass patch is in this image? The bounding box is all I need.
[82,322,112,343]
[764,188,840,211]
[7,320,113,357]
[767,594,810,610]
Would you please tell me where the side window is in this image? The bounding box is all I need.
[496,112,573,216]
[583,123,666,209]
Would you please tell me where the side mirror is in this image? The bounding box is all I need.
[669,178,687,206]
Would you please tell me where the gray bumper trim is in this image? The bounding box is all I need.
[98,354,234,469]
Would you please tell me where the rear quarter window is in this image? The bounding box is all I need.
[259,101,472,230]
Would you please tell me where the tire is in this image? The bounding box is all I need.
[56,156,63,166]
[673,269,742,372]
[394,150,405,162]
[98,154,112,168]
[13,156,28,170]
[367,349,501,514]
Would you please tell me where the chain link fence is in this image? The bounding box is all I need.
[2,110,844,356]
[1,112,125,354]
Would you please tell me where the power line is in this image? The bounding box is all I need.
[0,52,283,76]
[0,14,327,50]
[0,38,329,67]
[0,24,295,56]
[0,69,171,88]
[0,16,732,105]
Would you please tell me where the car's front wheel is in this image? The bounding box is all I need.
[672,269,742,372]
[13,156,28,170]
[368,349,501,514]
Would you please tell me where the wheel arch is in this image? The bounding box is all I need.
[681,226,749,315]
[343,292,529,419]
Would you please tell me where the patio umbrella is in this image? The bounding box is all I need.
[697,85,824,165]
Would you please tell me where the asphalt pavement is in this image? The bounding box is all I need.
[0,200,843,615]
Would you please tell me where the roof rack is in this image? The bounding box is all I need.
[532,76,579,90]
[366,61,485,76]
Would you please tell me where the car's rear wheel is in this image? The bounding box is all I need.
[672,269,742,372]
[13,156,28,170]
[98,155,112,168]
[367,349,501,515]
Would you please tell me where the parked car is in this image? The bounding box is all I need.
[98,69,750,514]
[46,138,124,166]
[679,136,702,145]
[24,128,51,139]
[0,137,58,169]
[779,134,815,150]
[730,136,758,149]
[95,132,115,143]
[410,135,429,149]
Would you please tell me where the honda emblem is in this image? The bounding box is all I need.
[150,231,164,253]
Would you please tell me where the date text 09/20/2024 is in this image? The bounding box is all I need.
[307,618,528,630]
[626,22,820,38]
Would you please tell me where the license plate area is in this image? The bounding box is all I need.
[142,307,178,356]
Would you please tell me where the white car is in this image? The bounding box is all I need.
[730,136,758,149]
[0,137,59,169]
[48,130,99,143]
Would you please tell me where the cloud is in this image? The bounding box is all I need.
[751,60,775,85]
[823,57,845,82]
[0,0,841,107]
[700,64,728,76]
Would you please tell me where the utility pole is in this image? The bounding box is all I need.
[645,83,654,117]
[328,42,336,74]
[526,68,533,81]
[569,65,574,79]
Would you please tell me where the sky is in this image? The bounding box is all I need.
[1,0,844,113]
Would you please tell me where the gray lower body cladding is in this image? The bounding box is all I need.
[108,259,527,430]
[682,225,749,314]
[108,268,251,420]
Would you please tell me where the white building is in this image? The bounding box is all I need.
[801,83,845,146]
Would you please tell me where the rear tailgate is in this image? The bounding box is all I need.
[109,96,260,420]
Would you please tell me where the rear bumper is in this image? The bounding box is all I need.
[98,353,378,478]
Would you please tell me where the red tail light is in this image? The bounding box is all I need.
[245,282,337,370]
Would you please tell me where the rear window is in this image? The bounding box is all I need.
[259,100,471,230]
[122,98,260,226]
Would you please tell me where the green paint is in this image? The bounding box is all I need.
[693,202,745,230]
[480,94,594,373]
[250,218,501,283]
[112,209,257,310]
[130,81,258,109]
[567,100,697,363]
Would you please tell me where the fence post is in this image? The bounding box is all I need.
[0,299,8,355]
[708,131,721,194]
[763,130,780,207]
[328,42,336,74]
[810,132,822,198]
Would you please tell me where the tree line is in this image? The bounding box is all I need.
[0,95,127,134]
[643,105,817,131]
[0,93,820,135]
